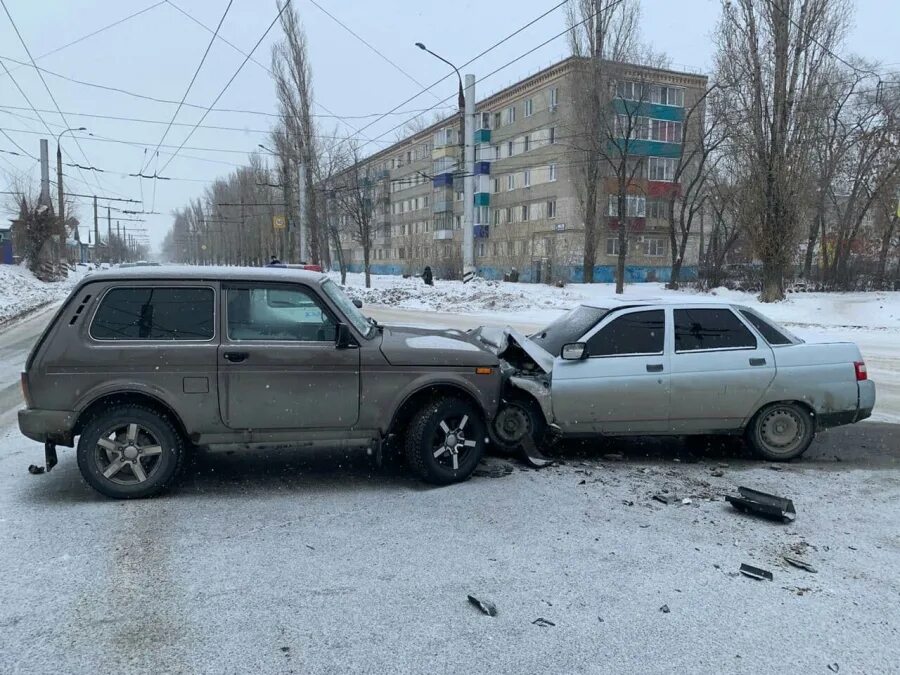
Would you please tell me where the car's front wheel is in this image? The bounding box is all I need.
[405,397,486,485]
[746,402,815,461]
[76,405,185,499]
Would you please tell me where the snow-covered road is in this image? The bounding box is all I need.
[1,301,899,673]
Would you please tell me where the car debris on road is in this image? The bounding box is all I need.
[726,486,797,523]
[739,563,774,581]
[783,556,818,573]
[467,595,497,617]
[532,618,555,627]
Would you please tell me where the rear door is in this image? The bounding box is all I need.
[218,282,360,430]
[551,308,670,434]
[668,306,775,432]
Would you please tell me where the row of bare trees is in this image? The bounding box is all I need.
[565,0,899,300]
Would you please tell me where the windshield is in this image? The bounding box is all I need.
[321,279,373,338]
[530,305,609,357]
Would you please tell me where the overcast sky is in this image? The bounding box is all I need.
[1,0,898,250]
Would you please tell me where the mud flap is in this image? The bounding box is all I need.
[45,441,58,472]
[518,433,553,469]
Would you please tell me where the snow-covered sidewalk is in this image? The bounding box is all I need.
[0,265,82,327]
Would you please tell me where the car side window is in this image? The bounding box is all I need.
[739,309,792,345]
[91,287,214,340]
[674,308,757,352]
[586,310,664,357]
[226,286,336,342]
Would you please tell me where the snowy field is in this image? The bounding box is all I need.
[0,264,83,327]
[340,272,900,423]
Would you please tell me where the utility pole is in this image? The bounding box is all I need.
[462,73,476,283]
[298,159,307,263]
[39,139,51,208]
[56,144,65,227]
[107,206,112,263]
[93,196,99,264]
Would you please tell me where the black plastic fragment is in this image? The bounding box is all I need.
[653,494,678,505]
[532,617,555,627]
[783,556,817,573]
[467,594,497,617]
[726,486,796,522]
[518,434,553,469]
[739,563,773,581]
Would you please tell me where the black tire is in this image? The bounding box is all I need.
[489,397,548,452]
[405,397,486,485]
[76,405,185,499]
[746,402,815,461]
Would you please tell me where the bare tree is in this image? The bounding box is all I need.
[272,1,322,265]
[4,177,66,280]
[715,0,852,301]
[333,140,379,287]
[665,84,726,288]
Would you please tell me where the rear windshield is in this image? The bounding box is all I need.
[530,305,609,357]
[91,287,214,340]
[739,308,800,345]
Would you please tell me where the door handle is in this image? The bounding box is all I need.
[646,363,664,373]
[223,351,249,363]
[749,358,767,366]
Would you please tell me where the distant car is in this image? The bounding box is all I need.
[475,300,875,461]
[19,266,502,498]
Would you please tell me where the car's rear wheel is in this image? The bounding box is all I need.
[405,397,486,485]
[746,402,815,461]
[76,405,185,499]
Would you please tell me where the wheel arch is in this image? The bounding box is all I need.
[386,382,485,440]
[746,399,816,430]
[74,391,191,444]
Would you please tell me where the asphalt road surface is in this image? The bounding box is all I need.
[1,304,898,674]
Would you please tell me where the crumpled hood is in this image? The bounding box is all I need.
[469,326,555,374]
[379,325,498,367]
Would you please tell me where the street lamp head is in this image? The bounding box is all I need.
[415,42,426,50]
[77,127,87,131]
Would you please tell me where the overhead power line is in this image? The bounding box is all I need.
[143,0,234,173]
[0,0,105,192]
[0,1,166,83]
[157,1,291,175]
[306,0,442,102]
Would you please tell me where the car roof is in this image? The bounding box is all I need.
[579,297,745,310]
[79,264,328,286]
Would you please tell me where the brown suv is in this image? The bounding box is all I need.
[19,267,502,498]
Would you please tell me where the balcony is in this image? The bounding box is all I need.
[474,128,491,144]
[433,199,453,213]
[475,161,491,175]
[474,225,490,239]
[474,192,490,207]
[433,229,454,240]
[432,172,454,188]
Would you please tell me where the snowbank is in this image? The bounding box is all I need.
[336,272,900,331]
[0,265,82,326]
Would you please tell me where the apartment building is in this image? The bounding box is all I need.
[338,56,708,283]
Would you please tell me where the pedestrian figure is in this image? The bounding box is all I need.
[422,265,434,286]
[266,255,283,267]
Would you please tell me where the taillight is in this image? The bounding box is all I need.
[20,371,32,407]
[854,361,867,381]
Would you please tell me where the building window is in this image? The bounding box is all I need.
[616,114,650,140]
[648,156,676,181]
[521,204,529,221]
[494,145,501,160]
[524,98,533,117]
[477,206,489,224]
[480,112,491,129]
[455,190,464,202]
[651,119,682,143]
[606,237,627,255]
[650,85,685,107]
[547,199,557,218]
[505,207,512,223]
[608,194,646,217]
[504,105,516,125]
[493,112,502,129]
[492,178,500,193]
[507,140,514,157]
[399,247,406,259]
[549,87,558,109]
[507,174,515,191]
[616,80,647,102]
[493,209,501,225]
[478,242,486,257]
[646,198,668,219]
[549,127,556,144]
[524,169,531,187]
[523,134,530,152]
[454,215,462,229]
[641,237,666,257]
[507,241,514,255]
[548,163,557,181]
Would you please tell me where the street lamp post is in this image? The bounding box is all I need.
[56,127,87,229]
[415,43,475,282]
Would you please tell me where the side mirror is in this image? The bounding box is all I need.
[352,298,363,309]
[561,342,588,360]
[335,323,354,349]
